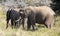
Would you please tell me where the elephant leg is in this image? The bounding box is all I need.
[15,19,20,28]
[11,20,14,29]
[17,20,21,28]
[31,18,36,30]
[31,23,35,30]
[22,18,25,29]
[19,19,21,26]
[50,16,55,28]
[14,22,16,28]
[27,18,31,30]
[17,19,22,28]
[30,12,36,30]
[45,19,51,28]
[29,16,36,30]
[15,21,18,28]
[6,19,9,29]
[13,20,16,28]
[45,15,54,28]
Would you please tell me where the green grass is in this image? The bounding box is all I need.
[0,8,60,36]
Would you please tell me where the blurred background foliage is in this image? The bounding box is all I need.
[0,0,60,15]
[51,0,60,15]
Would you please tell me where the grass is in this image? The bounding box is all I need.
[0,6,60,36]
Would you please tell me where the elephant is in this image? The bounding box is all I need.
[19,6,56,30]
[6,9,25,29]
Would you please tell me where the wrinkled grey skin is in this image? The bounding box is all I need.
[20,6,56,30]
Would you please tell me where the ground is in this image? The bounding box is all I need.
[0,6,60,36]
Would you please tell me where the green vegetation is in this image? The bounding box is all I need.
[0,7,60,36]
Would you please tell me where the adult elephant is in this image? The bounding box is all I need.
[20,6,56,30]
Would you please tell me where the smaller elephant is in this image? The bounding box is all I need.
[6,9,23,29]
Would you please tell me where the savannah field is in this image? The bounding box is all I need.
[0,5,60,36]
